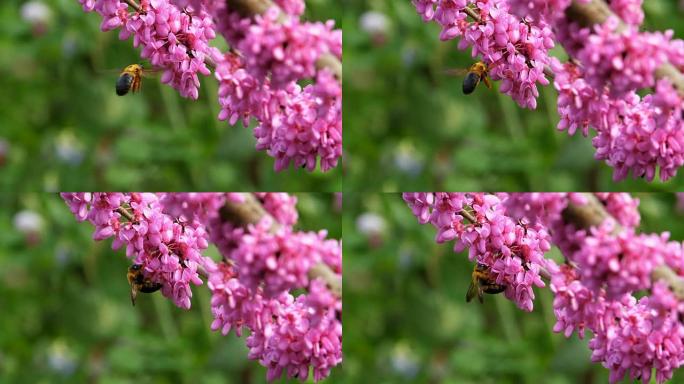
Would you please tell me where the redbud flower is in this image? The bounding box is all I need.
[412,0,554,109]
[62,192,208,309]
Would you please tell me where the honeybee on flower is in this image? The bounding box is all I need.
[127,264,162,306]
[465,262,506,303]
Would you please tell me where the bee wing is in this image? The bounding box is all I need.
[96,68,127,74]
[142,66,164,77]
[443,68,470,77]
[465,281,478,302]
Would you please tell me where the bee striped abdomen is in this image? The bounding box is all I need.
[462,72,481,94]
[116,73,133,96]
[140,281,163,293]
[466,262,506,303]
[479,279,506,294]
[127,264,162,305]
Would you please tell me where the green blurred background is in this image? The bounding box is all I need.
[344,1,684,191]
[0,0,341,191]
[0,193,342,383]
[343,193,684,383]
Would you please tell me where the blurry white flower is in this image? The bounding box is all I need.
[360,11,389,36]
[390,344,419,378]
[21,1,52,25]
[48,340,76,375]
[55,131,85,165]
[13,210,44,235]
[356,212,386,237]
[393,143,423,176]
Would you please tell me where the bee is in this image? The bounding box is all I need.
[444,61,492,95]
[465,262,506,303]
[116,64,143,96]
[127,264,162,306]
[115,64,161,96]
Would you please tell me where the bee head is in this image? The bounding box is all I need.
[130,264,142,271]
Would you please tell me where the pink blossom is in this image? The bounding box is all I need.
[64,192,342,382]
[78,0,343,173]
[406,193,684,383]
[245,293,342,382]
[404,193,550,311]
[412,0,554,109]
[255,192,299,226]
[238,8,341,88]
[61,193,209,309]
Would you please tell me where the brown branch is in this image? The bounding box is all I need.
[123,0,140,12]
[221,193,342,298]
[220,193,276,231]
[564,193,684,300]
[229,0,272,16]
[116,206,134,222]
[463,6,480,21]
[226,0,343,82]
[460,209,477,224]
[561,194,615,231]
[565,0,618,30]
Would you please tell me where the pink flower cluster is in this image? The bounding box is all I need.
[414,0,684,182]
[575,222,679,298]
[62,193,342,382]
[554,58,684,181]
[256,69,342,172]
[209,2,342,172]
[412,0,554,109]
[78,0,219,99]
[551,265,684,383]
[227,217,340,298]
[77,0,342,172]
[201,199,342,382]
[588,287,684,384]
[576,18,671,98]
[244,289,342,382]
[236,8,341,88]
[216,54,342,171]
[255,192,299,225]
[61,192,209,309]
[551,3,684,182]
[403,192,551,311]
[505,0,575,23]
[405,193,684,383]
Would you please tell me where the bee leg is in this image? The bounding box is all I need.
[483,75,492,89]
[132,76,141,93]
[130,287,138,306]
[477,287,484,304]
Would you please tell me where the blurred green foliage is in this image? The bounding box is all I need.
[0,193,341,383]
[343,193,684,383]
[0,0,341,191]
[344,0,684,191]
